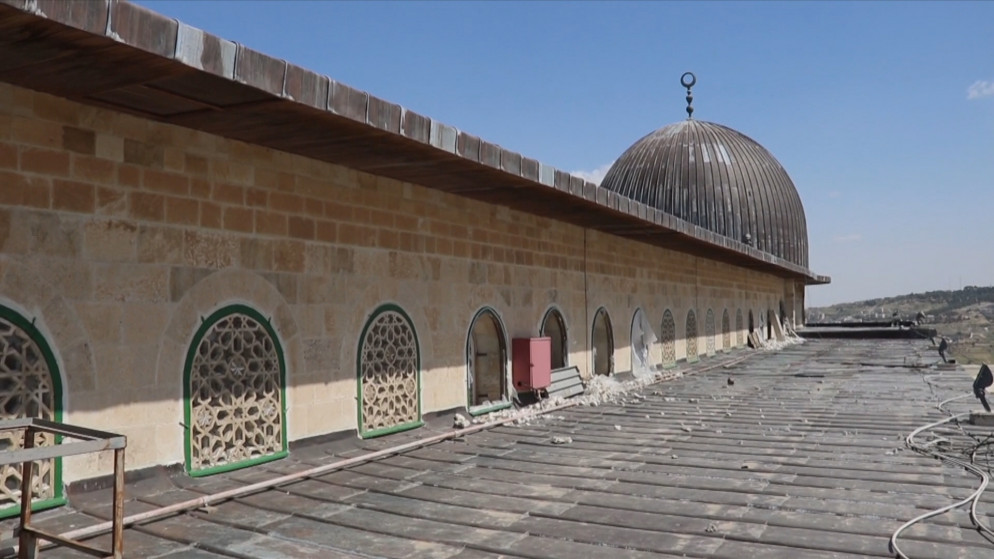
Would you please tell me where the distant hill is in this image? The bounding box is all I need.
[807,285,994,365]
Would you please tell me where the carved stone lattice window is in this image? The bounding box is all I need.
[722,309,732,350]
[660,310,676,366]
[0,308,61,515]
[686,310,698,359]
[705,309,716,356]
[359,306,420,437]
[736,309,744,346]
[186,307,285,474]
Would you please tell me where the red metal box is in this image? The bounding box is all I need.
[512,337,552,391]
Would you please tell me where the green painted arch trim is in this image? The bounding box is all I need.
[465,306,510,410]
[685,309,699,363]
[539,305,568,337]
[356,303,422,439]
[0,304,66,518]
[183,304,288,477]
[469,400,513,417]
[539,305,569,368]
[590,306,615,376]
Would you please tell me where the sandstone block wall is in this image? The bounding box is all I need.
[0,83,796,482]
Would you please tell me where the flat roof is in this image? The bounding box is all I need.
[3,339,988,557]
[0,0,829,284]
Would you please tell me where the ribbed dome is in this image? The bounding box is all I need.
[600,119,809,267]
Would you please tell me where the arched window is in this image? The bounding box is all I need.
[736,308,744,346]
[540,308,568,369]
[660,309,676,367]
[767,308,775,340]
[747,309,758,348]
[722,309,731,351]
[358,304,421,438]
[185,305,287,475]
[686,310,698,361]
[591,307,614,376]
[467,308,508,410]
[0,305,63,517]
[631,308,654,377]
[705,309,716,356]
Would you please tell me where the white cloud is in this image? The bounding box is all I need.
[572,161,615,185]
[833,233,862,243]
[967,80,994,100]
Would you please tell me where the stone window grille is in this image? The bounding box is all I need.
[686,310,698,360]
[705,309,716,356]
[185,306,287,476]
[358,305,421,438]
[660,310,676,366]
[722,309,732,350]
[0,306,63,517]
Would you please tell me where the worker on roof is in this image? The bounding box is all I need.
[975,364,993,413]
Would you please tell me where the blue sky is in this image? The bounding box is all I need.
[141,1,994,307]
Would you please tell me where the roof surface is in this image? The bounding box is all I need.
[601,120,809,268]
[5,339,991,558]
[0,0,829,284]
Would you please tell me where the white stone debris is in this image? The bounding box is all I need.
[551,435,573,445]
[614,425,622,431]
[462,339,804,432]
[705,523,718,533]
[760,331,806,352]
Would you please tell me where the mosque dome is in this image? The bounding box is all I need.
[599,75,809,268]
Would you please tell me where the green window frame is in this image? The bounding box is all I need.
[466,307,511,416]
[183,305,288,476]
[357,304,423,438]
[0,304,65,518]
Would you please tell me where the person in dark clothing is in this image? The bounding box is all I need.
[975,364,993,413]
[938,338,949,363]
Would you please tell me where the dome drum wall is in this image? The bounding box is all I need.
[600,120,809,268]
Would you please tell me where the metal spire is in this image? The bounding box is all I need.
[681,72,696,119]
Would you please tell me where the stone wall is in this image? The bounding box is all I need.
[0,83,793,483]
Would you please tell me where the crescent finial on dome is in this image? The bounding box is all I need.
[681,72,696,119]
